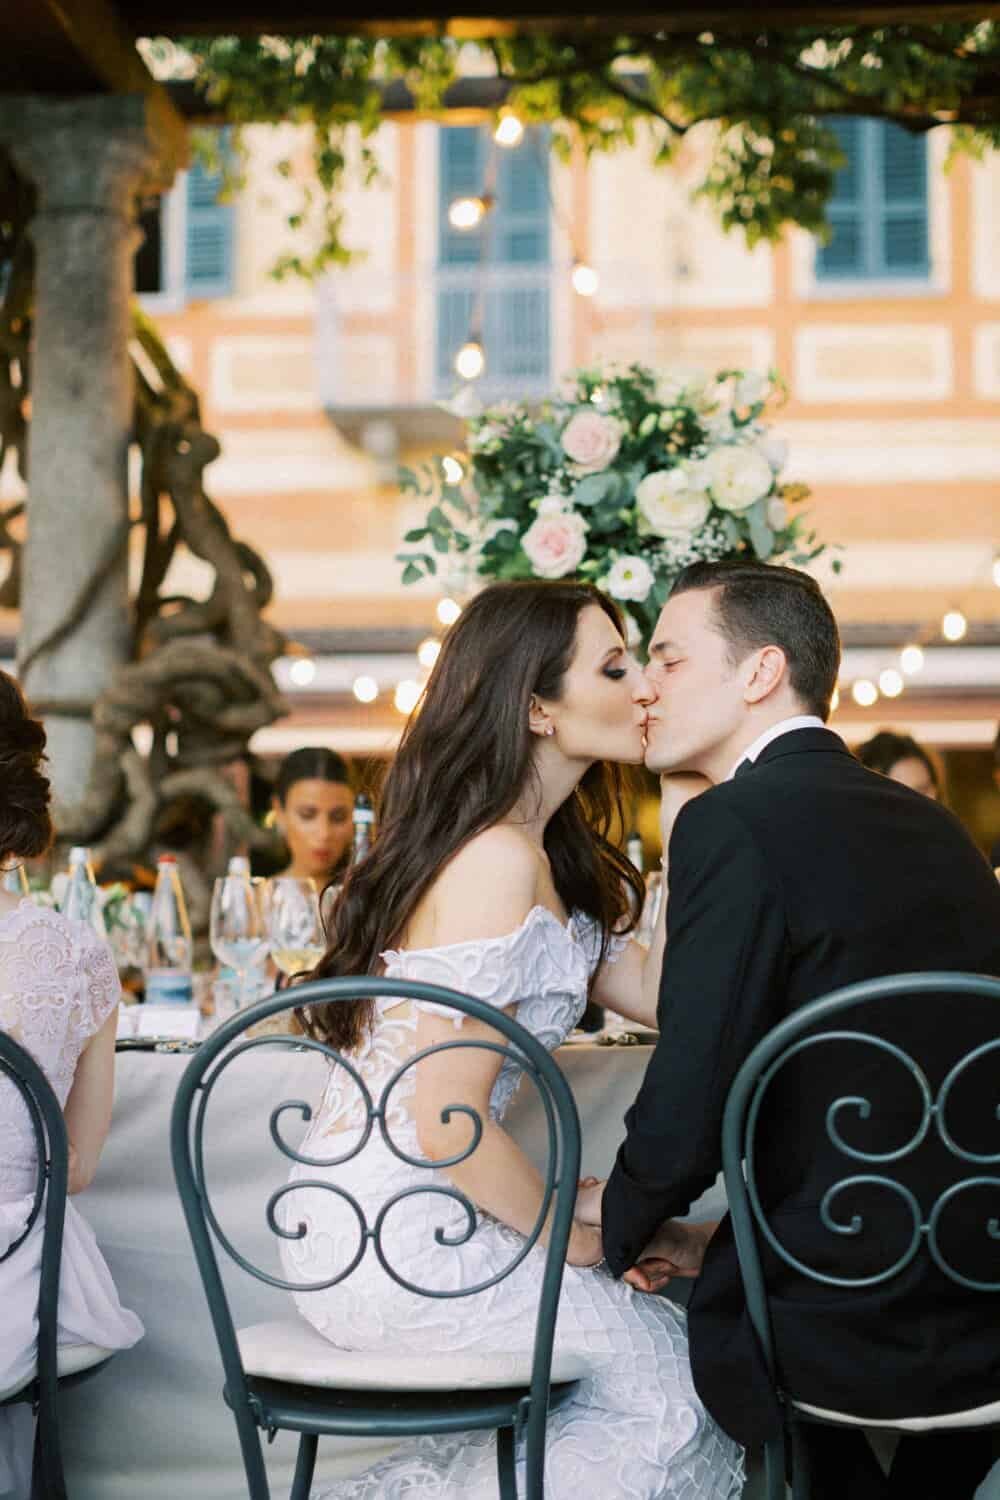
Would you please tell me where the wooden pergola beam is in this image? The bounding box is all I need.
[115,1,1000,37]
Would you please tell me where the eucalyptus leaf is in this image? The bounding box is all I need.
[745,502,775,560]
[573,472,614,508]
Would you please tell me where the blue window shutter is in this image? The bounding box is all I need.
[439,127,485,266]
[185,141,235,298]
[816,118,928,282]
[817,118,865,278]
[436,125,551,392]
[879,124,929,274]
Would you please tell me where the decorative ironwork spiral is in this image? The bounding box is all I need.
[935,1040,1000,1165]
[192,1027,560,1298]
[745,1027,1000,1290]
[926,1179,1000,1291]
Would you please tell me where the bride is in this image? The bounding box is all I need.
[279,579,743,1499]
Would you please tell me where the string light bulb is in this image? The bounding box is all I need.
[448,194,492,231]
[417,637,441,670]
[571,261,600,297]
[878,668,904,699]
[899,644,924,676]
[288,656,316,687]
[394,679,421,715]
[851,679,878,708]
[455,339,485,381]
[436,597,461,627]
[942,608,967,642]
[494,113,524,148]
[352,675,378,704]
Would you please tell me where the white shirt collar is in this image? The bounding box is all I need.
[726,716,827,782]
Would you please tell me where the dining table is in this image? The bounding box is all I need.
[59,1035,726,1500]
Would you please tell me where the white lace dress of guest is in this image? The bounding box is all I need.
[0,903,144,1496]
[279,907,744,1500]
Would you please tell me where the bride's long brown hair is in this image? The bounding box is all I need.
[300,579,643,1051]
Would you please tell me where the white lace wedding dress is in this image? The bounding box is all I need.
[279,907,744,1500]
[0,902,144,1496]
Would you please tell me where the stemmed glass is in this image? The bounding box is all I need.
[210,873,270,1013]
[267,877,324,983]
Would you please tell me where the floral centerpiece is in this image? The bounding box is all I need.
[398,362,832,647]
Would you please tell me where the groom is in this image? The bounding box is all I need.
[582,560,1000,1498]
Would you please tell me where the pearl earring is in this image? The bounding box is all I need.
[545,725,555,737]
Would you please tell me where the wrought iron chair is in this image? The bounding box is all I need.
[170,976,585,1500]
[721,971,1000,1499]
[0,1030,115,1500]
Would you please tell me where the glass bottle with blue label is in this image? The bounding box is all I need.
[144,854,193,1004]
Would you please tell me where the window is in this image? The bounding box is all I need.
[816,118,929,282]
[134,134,235,304]
[436,126,551,393]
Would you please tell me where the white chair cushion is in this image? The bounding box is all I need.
[793,1397,1000,1433]
[238,1318,595,1391]
[0,1342,114,1403]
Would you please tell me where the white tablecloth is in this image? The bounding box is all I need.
[60,1041,725,1500]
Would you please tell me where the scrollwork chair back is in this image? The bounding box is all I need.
[170,976,583,1500]
[0,1029,70,1499]
[721,971,1000,1500]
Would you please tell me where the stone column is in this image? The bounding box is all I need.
[0,94,180,807]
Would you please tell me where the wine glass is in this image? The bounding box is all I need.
[267,877,324,982]
[210,874,270,1013]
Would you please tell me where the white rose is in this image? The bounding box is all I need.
[766,496,789,531]
[560,410,623,474]
[655,367,710,409]
[636,468,711,538]
[733,372,769,409]
[605,555,655,603]
[757,434,789,473]
[536,493,570,516]
[703,444,774,513]
[521,511,589,579]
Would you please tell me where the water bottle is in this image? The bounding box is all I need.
[1,865,29,898]
[60,847,108,939]
[351,793,375,863]
[144,854,194,1004]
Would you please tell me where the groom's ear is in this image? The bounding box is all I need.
[743,645,788,705]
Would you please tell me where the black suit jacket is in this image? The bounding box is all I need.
[602,728,1000,1446]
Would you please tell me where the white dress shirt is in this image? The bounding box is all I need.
[726,715,827,782]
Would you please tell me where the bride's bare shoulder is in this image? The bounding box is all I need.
[404,827,541,949]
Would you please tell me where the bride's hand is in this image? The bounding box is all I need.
[623,1220,716,1293]
[659,773,712,851]
[575,1177,605,1227]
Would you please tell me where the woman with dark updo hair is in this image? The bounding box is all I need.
[270,746,356,886]
[278,581,742,1500]
[0,673,143,1495]
[856,728,943,801]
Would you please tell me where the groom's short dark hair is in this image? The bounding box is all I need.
[670,560,841,719]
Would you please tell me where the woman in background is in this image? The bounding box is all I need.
[856,729,943,801]
[270,748,356,888]
[0,673,143,1498]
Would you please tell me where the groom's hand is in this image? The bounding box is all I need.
[624,1219,717,1294]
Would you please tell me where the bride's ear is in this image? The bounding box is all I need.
[528,694,555,739]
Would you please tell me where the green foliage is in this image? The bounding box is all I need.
[162,22,1000,276]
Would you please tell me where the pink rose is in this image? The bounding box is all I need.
[560,410,623,473]
[521,511,589,579]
